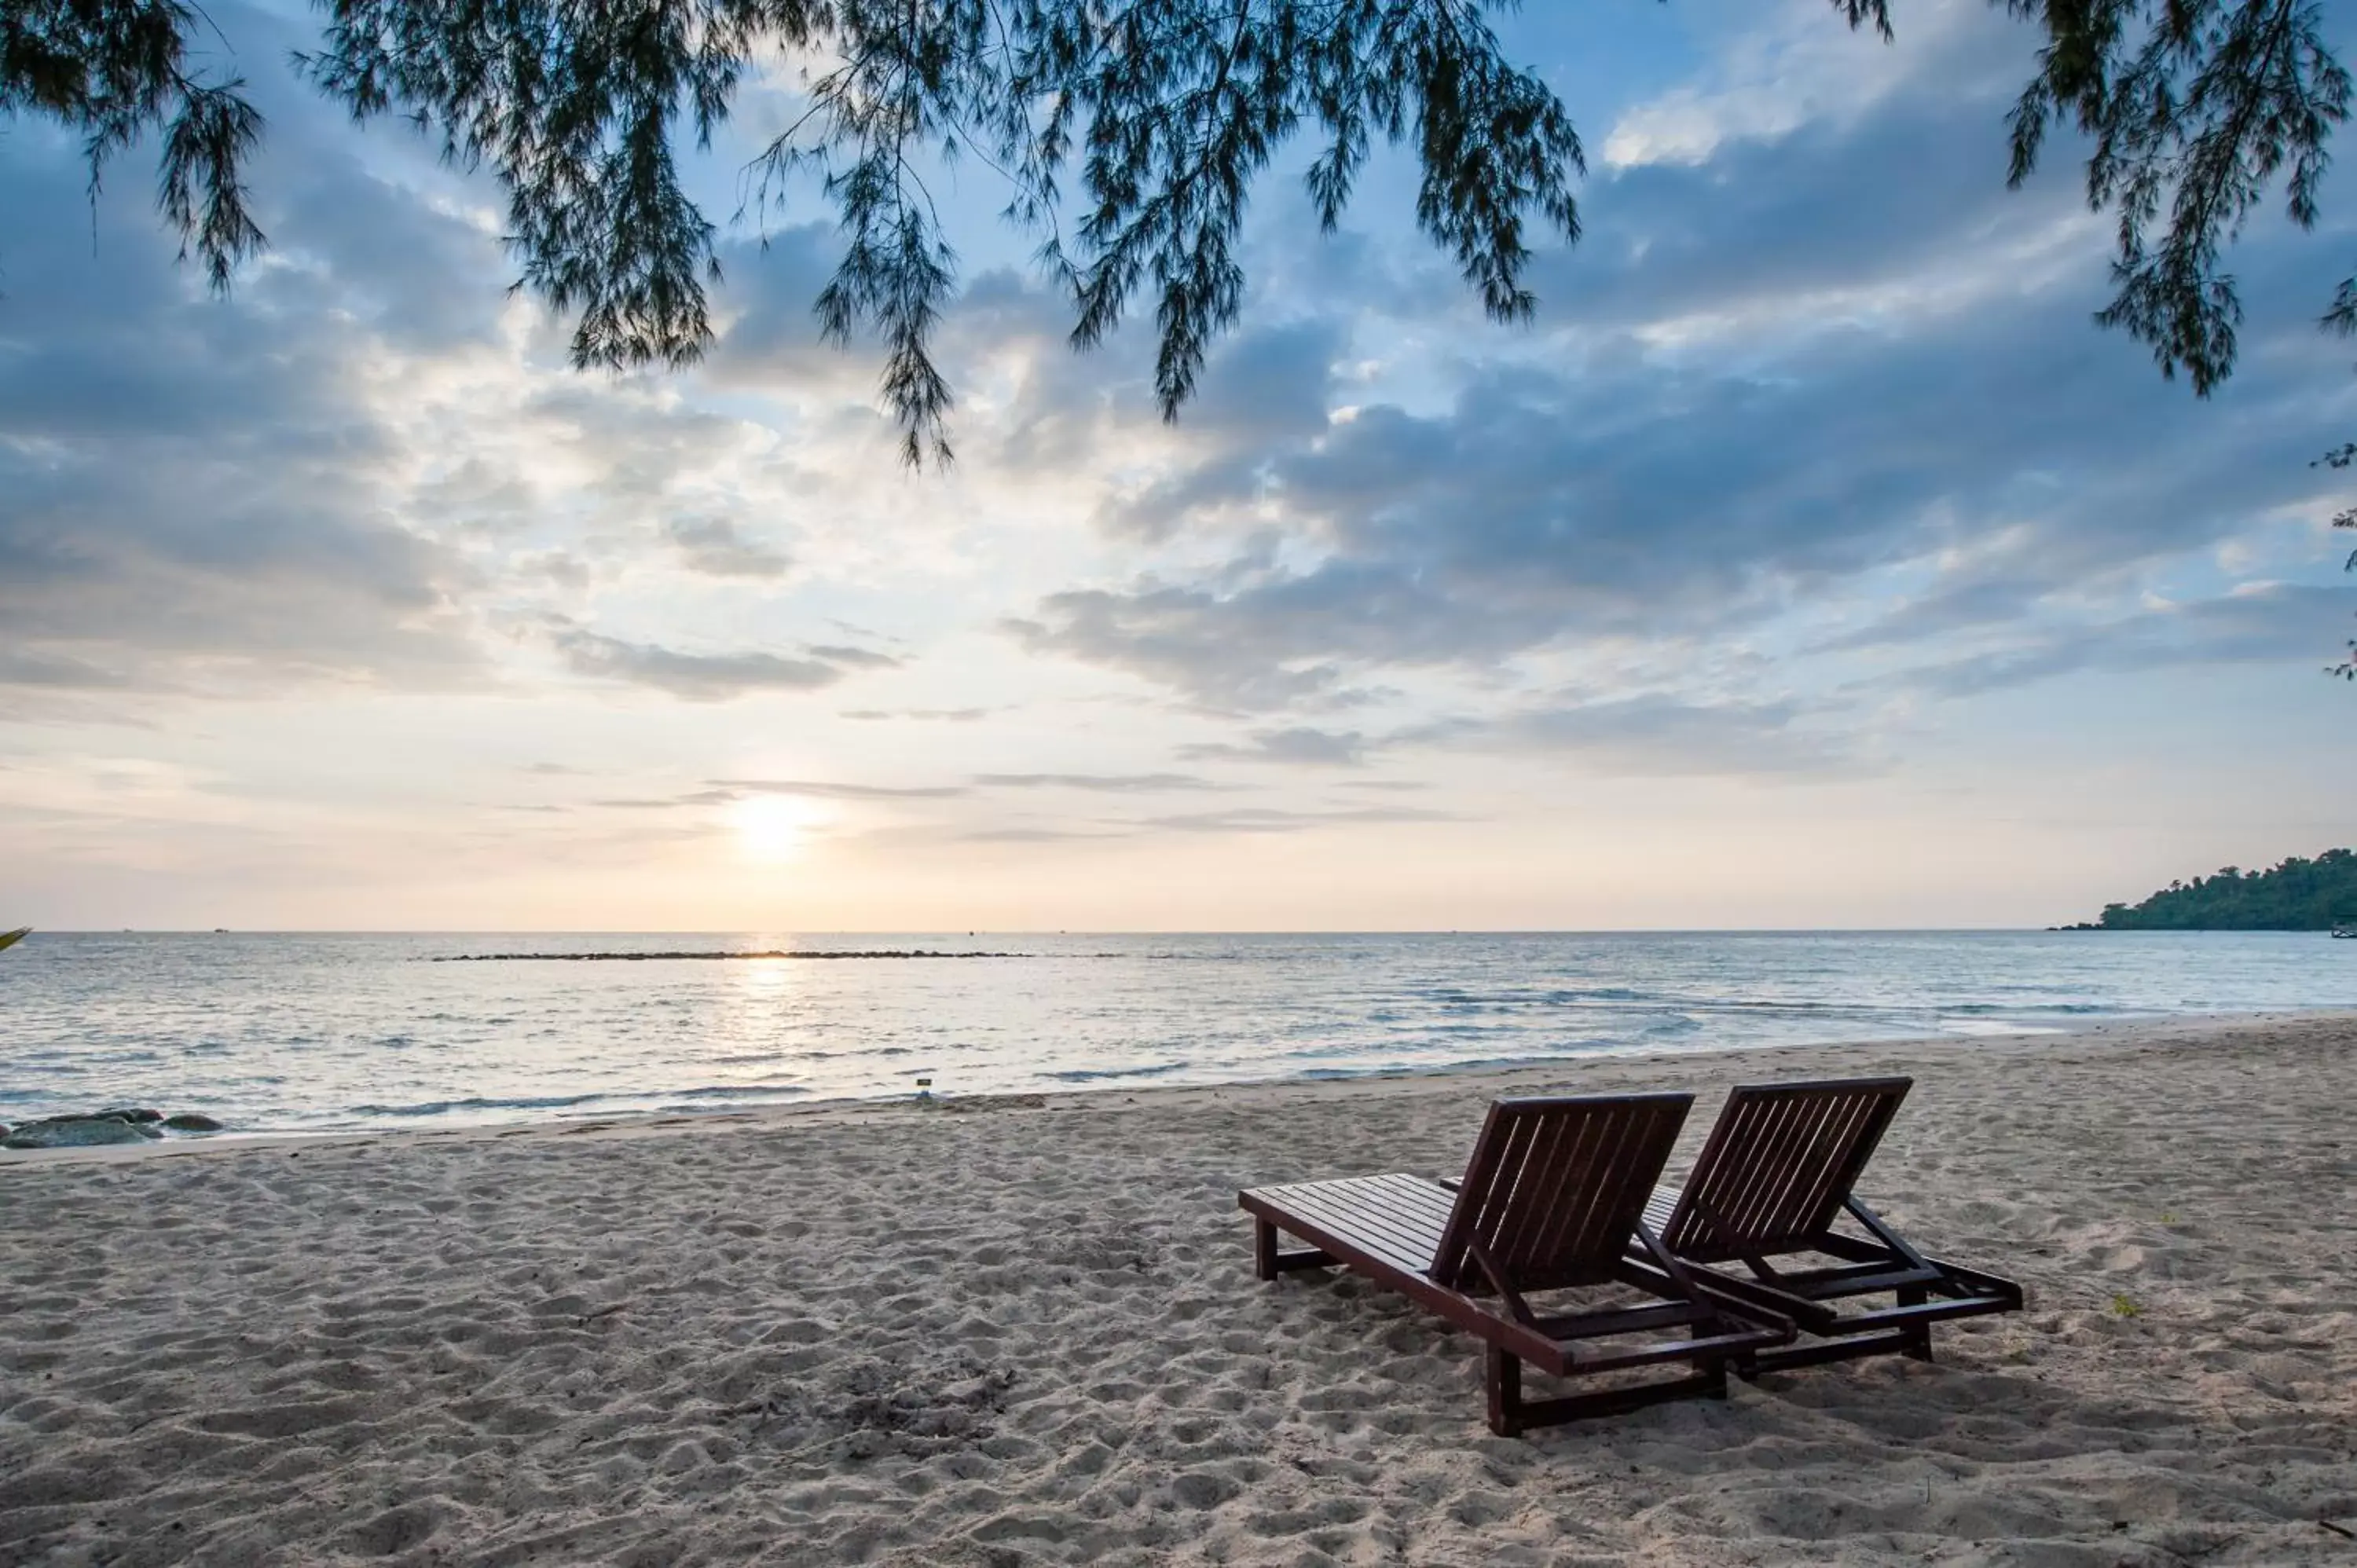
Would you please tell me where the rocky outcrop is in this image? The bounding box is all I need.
[3,1117,161,1149]
[2,1110,225,1149]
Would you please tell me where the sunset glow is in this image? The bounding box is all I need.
[2,1,2352,932]
[730,797,825,864]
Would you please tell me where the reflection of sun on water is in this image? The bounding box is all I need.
[730,796,823,863]
[736,940,796,993]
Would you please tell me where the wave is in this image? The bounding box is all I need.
[346,1092,613,1118]
[1043,1062,1190,1083]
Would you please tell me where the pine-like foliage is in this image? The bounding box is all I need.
[297,0,1587,465]
[2001,0,2351,397]
[2,0,266,286]
[3,2,2351,462]
[2089,848,2357,929]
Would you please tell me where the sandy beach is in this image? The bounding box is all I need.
[3,1013,2353,1566]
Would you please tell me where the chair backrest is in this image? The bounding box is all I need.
[1429,1093,1694,1293]
[1659,1078,1911,1263]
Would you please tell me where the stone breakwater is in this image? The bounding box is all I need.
[428,949,1024,962]
[2,1108,224,1149]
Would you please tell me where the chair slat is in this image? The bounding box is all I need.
[1494,1101,1584,1270]
[1318,1177,1457,1257]
[1526,1104,1612,1269]
[1734,1092,1835,1243]
[1255,1179,1451,1273]
[1431,1094,1692,1292]
[1637,1081,2025,1376]
[1661,1079,1910,1262]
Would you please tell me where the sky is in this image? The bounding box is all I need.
[3,0,2355,932]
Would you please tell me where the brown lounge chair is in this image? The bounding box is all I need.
[1643,1076,2024,1376]
[1238,1093,1794,1436]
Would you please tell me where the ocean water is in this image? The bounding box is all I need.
[0,930,2349,1134]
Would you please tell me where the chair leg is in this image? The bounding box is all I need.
[1250,1220,1336,1279]
[1486,1346,1732,1434]
[1897,1286,1935,1361]
[1486,1346,1524,1438]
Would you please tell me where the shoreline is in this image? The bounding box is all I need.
[6,1005,2349,1169]
[3,1009,2353,1562]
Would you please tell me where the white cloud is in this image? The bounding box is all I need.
[1601,0,2007,170]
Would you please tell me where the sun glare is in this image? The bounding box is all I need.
[729,796,822,863]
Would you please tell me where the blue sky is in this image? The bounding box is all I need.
[3,0,2354,930]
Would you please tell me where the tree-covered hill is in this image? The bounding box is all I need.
[2069,849,2357,930]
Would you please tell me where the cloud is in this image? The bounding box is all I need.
[1083,321,1352,544]
[955,825,1132,843]
[802,643,903,669]
[1879,584,2357,699]
[1447,694,1868,779]
[550,628,898,700]
[841,707,993,722]
[701,225,869,389]
[0,137,493,701]
[0,651,137,691]
[1177,727,1369,767]
[1137,804,1464,834]
[1018,306,2340,710]
[1003,35,2355,723]
[934,797,1467,844]
[584,778,973,811]
[0,14,874,711]
[0,13,896,716]
[709,778,970,800]
[1161,692,1864,780]
[973,772,1227,793]
[665,517,794,578]
[1597,0,2011,173]
[0,423,485,700]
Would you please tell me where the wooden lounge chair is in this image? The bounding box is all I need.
[1643,1077,2024,1376]
[1238,1093,1794,1436]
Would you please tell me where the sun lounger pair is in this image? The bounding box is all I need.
[1237,1077,2022,1436]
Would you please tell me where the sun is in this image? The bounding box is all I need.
[729,795,823,863]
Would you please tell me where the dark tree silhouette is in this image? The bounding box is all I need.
[2073,848,2357,929]
[2,1,2350,463]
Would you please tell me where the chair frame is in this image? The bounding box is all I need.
[1648,1077,2024,1376]
[1240,1094,1793,1435]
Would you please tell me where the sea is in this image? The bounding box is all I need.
[1,930,2349,1134]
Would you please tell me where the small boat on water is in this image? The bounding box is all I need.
[2334,927,2357,940]
[0,927,29,951]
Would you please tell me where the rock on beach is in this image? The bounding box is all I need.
[2,1117,161,1149]
[2,1109,224,1149]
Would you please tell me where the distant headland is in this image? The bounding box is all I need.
[2056,848,2357,930]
